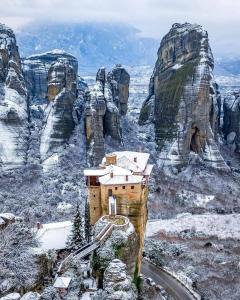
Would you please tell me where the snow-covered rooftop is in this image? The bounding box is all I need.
[143,164,154,176]
[0,213,16,221]
[99,174,143,185]
[54,276,71,288]
[84,165,131,177]
[84,151,152,185]
[103,151,150,173]
[35,221,72,251]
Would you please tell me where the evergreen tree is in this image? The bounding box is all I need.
[68,203,84,250]
[84,200,92,243]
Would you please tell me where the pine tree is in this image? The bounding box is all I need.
[68,203,84,250]
[84,200,91,243]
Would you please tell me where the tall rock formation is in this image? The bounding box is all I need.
[85,78,106,167]
[222,91,240,153]
[0,24,29,167]
[23,50,79,164]
[40,59,77,161]
[23,50,78,104]
[139,23,227,171]
[85,65,130,166]
[102,259,137,300]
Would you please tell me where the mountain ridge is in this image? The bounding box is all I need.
[16,21,159,74]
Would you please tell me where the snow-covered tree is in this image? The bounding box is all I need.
[84,200,91,243]
[67,203,84,250]
[0,222,38,291]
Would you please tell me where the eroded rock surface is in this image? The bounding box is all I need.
[0,24,29,167]
[40,59,77,161]
[139,23,227,171]
[92,217,139,282]
[102,259,137,300]
[85,65,130,166]
[223,91,240,153]
[23,50,77,104]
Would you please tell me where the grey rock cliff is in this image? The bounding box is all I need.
[102,259,137,300]
[85,65,130,166]
[107,64,130,116]
[0,23,29,167]
[222,91,240,153]
[40,58,77,162]
[139,23,227,171]
[23,50,86,165]
[23,50,78,105]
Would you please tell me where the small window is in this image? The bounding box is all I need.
[108,189,112,196]
[93,194,96,198]
[115,187,118,190]
[131,186,134,190]
[122,186,126,189]
[94,207,96,210]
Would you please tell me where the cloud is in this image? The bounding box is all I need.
[0,0,240,57]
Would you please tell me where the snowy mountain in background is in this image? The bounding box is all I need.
[16,21,159,74]
[215,57,240,76]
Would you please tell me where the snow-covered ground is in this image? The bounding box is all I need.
[146,213,240,240]
[176,190,215,207]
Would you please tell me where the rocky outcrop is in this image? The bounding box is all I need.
[0,24,29,167]
[102,259,137,300]
[92,217,139,285]
[139,23,227,171]
[23,50,87,165]
[85,65,130,166]
[40,58,77,162]
[222,91,240,153]
[85,78,106,167]
[23,50,78,104]
[107,64,130,116]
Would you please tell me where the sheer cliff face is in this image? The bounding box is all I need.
[0,24,28,167]
[40,60,77,161]
[23,50,78,104]
[86,65,130,166]
[223,91,240,153]
[139,23,227,171]
[22,51,79,163]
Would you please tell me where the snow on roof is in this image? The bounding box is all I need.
[104,151,150,173]
[84,165,131,177]
[54,276,71,288]
[143,164,154,176]
[99,174,143,185]
[0,217,5,225]
[84,168,108,176]
[0,213,16,221]
[35,221,72,251]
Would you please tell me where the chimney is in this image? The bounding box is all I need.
[126,175,129,181]
[134,157,137,163]
[106,153,117,166]
[110,172,114,178]
[36,222,42,230]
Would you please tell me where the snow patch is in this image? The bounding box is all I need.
[146,214,240,240]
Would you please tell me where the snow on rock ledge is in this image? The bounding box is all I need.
[0,23,29,167]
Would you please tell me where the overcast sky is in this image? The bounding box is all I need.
[0,0,239,57]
